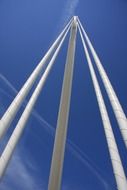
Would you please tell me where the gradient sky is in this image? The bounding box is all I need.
[0,0,127,189]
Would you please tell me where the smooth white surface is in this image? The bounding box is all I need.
[48,19,77,190]
[0,19,72,140]
[78,24,127,190]
[0,26,70,179]
[78,19,127,149]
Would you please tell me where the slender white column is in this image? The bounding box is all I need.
[0,19,72,140]
[78,24,127,190]
[0,26,70,179]
[78,19,127,149]
[48,17,77,190]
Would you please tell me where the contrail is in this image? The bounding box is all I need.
[63,0,79,21]
[0,73,55,136]
[68,141,115,190]
[0,74,115,189]
[57,0,79,32]
[0,74,17,94]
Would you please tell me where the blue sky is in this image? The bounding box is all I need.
[0,0,127,189]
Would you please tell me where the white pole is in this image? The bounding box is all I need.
[0,26,70,179]
[78,19,127,149]
[48,17,77,190]
[78,24,127,190]
[0,19,72,140]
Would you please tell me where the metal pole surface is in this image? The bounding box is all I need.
[0,19,72,140]
[48,17,77,190]
[78,24,127,190]
[78,19,127,149]
[0,26,70,179]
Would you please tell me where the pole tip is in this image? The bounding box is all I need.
[73,16,78,21]
[73,16,78,28]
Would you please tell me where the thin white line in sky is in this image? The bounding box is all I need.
[60,0,79,29]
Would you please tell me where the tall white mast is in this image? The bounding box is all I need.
[78,23,127,190]
[0,26,70,179]
[0,19,72,140]
[48,16,77,190]
[78,19,127,149]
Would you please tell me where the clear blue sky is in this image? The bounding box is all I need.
[0,0,127,189]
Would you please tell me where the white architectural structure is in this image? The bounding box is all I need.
[0,16,126,190]
[78,23,127,190]
[0,19,72,140]
[0,24,70,179]
[48,16,77,190]
[78,19,127,149]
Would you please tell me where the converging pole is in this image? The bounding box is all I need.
[78,24,127,190]
[78,19,127,149]
[0,26,70,179]
[0,19,72,140]
[48,17,77,190]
